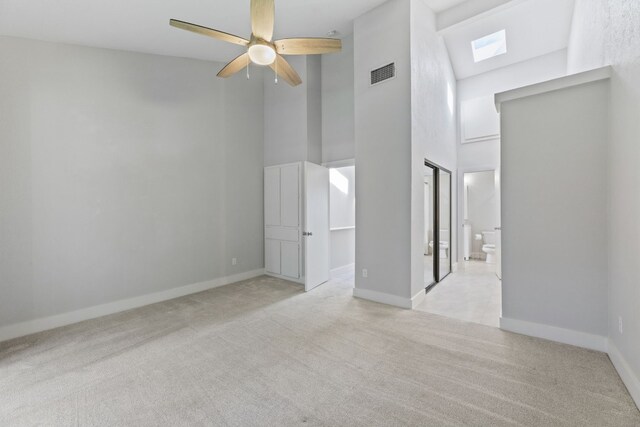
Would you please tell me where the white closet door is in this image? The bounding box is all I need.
[264,163,302,282]
[281,242,300,278]
[265,239,281,275]
[304,162,330,291]
[280,164,300,228]
[264,168,281,227]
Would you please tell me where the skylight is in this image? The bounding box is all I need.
[471,29,507,63]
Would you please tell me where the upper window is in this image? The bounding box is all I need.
[471,30,507,63]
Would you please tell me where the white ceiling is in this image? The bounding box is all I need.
[0,0,463,63]
[0,0,575,78]
[441,0,576,79]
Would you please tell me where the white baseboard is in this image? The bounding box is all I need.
[0,268,265,343]
[411,289,426,309]
[264,272,304,285]
[499,317,608,352]
[353,287,425,309]
[608,340,640,410]
[330,263,355,279]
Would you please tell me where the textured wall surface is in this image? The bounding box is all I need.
[0,36,265,328]
[410,0,458,296]
[568,0,640,388]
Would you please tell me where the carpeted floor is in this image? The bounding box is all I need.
[1,274,639,426]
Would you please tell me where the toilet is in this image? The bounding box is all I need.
[482,231,496,264]
[428,230,450,259]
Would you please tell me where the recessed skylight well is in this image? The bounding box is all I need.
[471,29,507,63]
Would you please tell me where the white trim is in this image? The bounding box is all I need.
[323,158,355,169]
[608,340,640,410]
[411,289,426,309]
[0,269,265,343]
[495,66,612,112]
[499,317,608,352]
[330,226,355,231]
[353,287,413,309]
[330,263,355,279]
[265,272,304,285]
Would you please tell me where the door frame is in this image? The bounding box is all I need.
[424,159,452,293]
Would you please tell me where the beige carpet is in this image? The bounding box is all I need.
[1,274,638,426]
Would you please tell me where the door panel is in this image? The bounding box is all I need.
[280,164,300,228]
[281,242,300,279]
[264,168,281,227]
[304,162,330,291]
[265,239,281,275]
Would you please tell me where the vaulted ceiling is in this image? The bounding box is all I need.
[0,0,465,63]
[0,0,576,80]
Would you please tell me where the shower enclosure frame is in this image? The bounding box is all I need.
[425,159,452,293]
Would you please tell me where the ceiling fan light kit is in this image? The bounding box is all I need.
[170,0,342,87]
[248,43,276,66]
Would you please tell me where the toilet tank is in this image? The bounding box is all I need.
[482,231,495,244]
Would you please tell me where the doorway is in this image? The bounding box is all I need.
[416,168,501,327]
[424,160,452,291]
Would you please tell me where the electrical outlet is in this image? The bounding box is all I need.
[232,258,237,266]
[619,316,623,334]
[362,269,368,278]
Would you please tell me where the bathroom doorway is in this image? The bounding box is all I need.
[424,160,452,291]
[416,168,502,327]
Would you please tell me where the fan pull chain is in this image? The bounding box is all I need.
[275,57,278,84]
[246,54,250,80]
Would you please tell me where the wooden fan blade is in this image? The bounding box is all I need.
[274,38,342,55]
[217,53,250,78]
[170,19,249,47]
[251,0,275,42]
[269,55,302,87]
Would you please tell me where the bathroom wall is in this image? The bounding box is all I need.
[567,0,640,405]
[464,170,497,258]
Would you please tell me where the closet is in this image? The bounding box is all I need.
[264,161,330,291]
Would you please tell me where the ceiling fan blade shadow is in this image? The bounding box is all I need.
[269,55,302,87]
[274,38,342,55]
[170,19,249,46]
[251,0,275,41]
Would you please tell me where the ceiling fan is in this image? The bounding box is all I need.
[170,0,342,86]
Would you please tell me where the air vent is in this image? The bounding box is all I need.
[370,63,396,86]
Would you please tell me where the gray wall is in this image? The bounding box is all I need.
[501,80,609,337]
[263,56,322,167]
[354,0,458,303]
[322,36,355,164]
[568,0,640,396]
[354,0,413,300]
[0,36,265,328]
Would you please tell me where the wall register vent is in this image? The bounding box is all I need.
[370,63,396,86]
